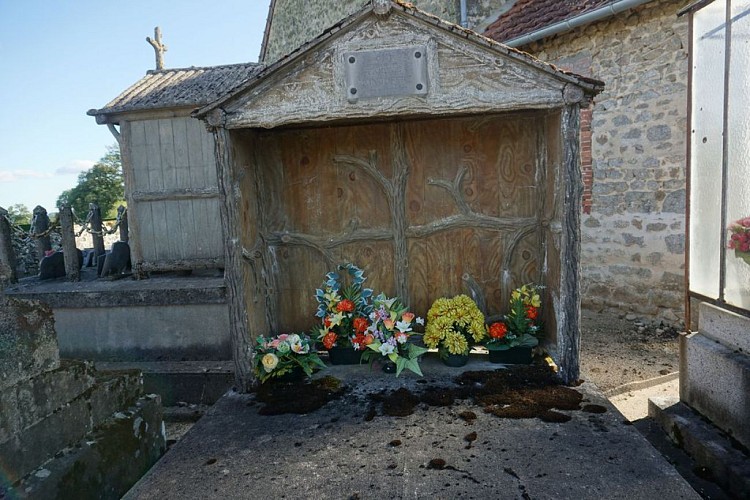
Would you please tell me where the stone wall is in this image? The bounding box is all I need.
[261,0,502,63]
[522,0,690,324]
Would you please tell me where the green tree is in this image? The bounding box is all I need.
[6,204,32,225]
[57,145,125,219]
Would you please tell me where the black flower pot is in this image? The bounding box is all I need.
[273,366,306,383]
[442,352,469,367]
[488,347,533,365]
[328,346,363,365]
[381,360,397,373]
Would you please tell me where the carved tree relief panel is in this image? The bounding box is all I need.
[247,113,551,331]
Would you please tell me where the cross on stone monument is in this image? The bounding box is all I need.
[146,27,167,71]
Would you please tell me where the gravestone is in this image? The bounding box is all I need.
[39,250,83,280]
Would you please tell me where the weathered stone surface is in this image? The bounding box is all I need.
[522,0,690,322]
[262,0,501,64]
[9,395,165,500]
[0,361,95,443]
[0,296,59,391]
[0,365,143,483]
[681,331,750,451]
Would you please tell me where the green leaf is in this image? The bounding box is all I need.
[517,335,539,348]
[388,352,398,362]
[407,343,428,358]
[402,357,423,377]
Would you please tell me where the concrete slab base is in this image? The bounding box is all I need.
[125,361,700,499]
[649,396,750,499]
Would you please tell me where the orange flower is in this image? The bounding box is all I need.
[324,317,332,328]
[353,316,369,334]
[323,332,337,350]
[336,299,355,313]
[383,319,395,331]
[364,334,374,345]
[525,306,538,320]
[489,322,507,340]
[352,333,366,350]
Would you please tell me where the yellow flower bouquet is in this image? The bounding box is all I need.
[424,295,487,357]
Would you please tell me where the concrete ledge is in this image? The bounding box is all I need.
[699,302,750,353]
[7,395,166,500]
[681,331,750,449]
[649,396,750,499]
[54,303,231,361]
[96,361,234,405]
[603,370,679,397]
[4,274,226,308]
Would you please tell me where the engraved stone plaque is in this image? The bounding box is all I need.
[343,46,428,102]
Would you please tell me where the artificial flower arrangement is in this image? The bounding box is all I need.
[728,216,750,265]
[315,263,373,351]
[360,293,428,376]
[423,294,487,357]
[486,284,543,351]
[253,333,326,383]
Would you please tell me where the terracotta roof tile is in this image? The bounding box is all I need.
[484,0,615,43]
[89,62,261,117]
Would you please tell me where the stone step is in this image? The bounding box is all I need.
[0,368,142,483]
[649,396,750,499]
[95,360,234,406]
[5,394,165,500]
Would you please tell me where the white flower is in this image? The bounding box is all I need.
[291,342,309,354]
[395,320,412,333]
[379,343,395,356]
[395,332,408,344]
[287,333,301,344]
[415,317,425,326]
[261,353,279,373]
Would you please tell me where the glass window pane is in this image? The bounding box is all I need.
[724,0,750,309]
[690,1,726,299]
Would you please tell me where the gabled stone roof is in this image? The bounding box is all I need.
[195,0,603,122]
[484,0,614,43]
[88,62,261,119]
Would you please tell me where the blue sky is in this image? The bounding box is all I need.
[0,1,270,212]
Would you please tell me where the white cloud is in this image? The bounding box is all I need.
[55,159,95,175]
[0,170,53,183]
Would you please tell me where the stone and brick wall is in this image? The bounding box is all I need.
[521,0,690,324]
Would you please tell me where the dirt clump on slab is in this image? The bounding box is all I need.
[255,375,346,415]
[366,365,595,423]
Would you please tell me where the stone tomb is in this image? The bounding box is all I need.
[193,1,603,388]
